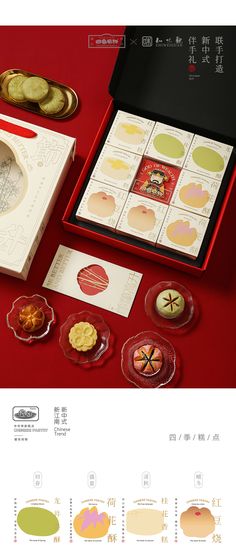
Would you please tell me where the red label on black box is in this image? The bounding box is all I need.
[132,158,181,204]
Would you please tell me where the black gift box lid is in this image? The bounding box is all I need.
[109,26,236,145]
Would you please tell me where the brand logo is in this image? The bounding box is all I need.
[88,34,126,49]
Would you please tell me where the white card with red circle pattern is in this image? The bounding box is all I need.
[43,245,142,317]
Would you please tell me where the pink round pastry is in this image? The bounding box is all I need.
[133,344,163,376]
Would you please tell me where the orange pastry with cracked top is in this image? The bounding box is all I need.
[18,304,45,333]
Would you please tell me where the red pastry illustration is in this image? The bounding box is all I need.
[167,220,197,246]
[77,265,109,296]
[133,344,163,376]
[87,191,116,217]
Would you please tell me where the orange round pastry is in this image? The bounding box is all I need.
[180,506,215,538]
[18,304,45,333]
[73,506,110,539]
[133,344,163,376]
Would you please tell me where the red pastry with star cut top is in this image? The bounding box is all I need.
[133,344,163,376]
[131,157,180,204]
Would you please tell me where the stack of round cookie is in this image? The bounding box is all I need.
[8,74,65,115]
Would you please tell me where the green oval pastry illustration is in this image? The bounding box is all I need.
[192,146,224,172]
[153,134,185,159]
[17,507,59,536]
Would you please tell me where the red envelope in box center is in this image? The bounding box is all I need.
[132,157,181,204]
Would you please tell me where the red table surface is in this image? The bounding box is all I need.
[0,25,235,389]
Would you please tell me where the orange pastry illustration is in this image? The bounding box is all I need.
[73,506,110,539]
[179,182,210,208]
[167,220,197,246]
[101,157,130,180]
[128,205,156,232]
[180,506,215,538]
[115,123,145,145]
[87,191,116,217]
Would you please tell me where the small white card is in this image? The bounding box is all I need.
[91,145,141,191]
[43,245,142,317]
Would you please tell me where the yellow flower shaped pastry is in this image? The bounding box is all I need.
[68,322,98,352]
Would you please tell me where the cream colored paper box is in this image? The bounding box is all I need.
[157,205,209,259]
[184,134,233,181]
[117,192,168,245]
[106,110,155,155]
[0,113,76,279]
[76,179,128,230]
[171,169,221,217]
[145,122,194,167]
[91,144,141,191]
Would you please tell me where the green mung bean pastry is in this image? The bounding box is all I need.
[39,86,65,114]
[8,74,27,101]
[22,76,49,102]
[155,288,185,319]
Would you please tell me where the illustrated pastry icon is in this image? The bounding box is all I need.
[115,122,145,145]
[126,508,164,536]
[180,506,215,538]
[68,321,98,352]
[153,133,185,159]
[167,220,198,246]
[73,506,110,538]
[87,191,116,217]
[17,506,59,537]
[179,182,210,208]
[128,205,156,232]
[155,289,185,319]
[18,304,45,333]
[101,157,130,180]
[133,344,163,376]
[77,265,109,295]
[192,146,224,173]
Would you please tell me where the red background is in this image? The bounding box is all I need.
[0,26,235,388]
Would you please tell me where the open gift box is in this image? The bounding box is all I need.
[63,26,236,275]
[0,113,76,279]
